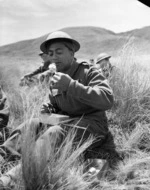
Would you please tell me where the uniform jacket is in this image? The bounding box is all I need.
[49,60,114,135]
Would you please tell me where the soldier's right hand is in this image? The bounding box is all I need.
[19,75,31,86]
[40,103,52,114]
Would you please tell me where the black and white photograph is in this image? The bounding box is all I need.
[0,0,150,189]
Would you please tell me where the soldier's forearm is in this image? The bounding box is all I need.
[27,69,41,77]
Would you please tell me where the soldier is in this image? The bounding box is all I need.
[89,58,95,66]
[20,51,51,85]
[0,31,120,188]
[96,53,113,79]
[0,86,9,145]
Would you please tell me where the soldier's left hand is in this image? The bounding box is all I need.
[51,72,72,91]
[39,70,54,83]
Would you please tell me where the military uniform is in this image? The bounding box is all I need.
[48,60,117,160]
[50,60,113,135]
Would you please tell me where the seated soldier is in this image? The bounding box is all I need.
[95,53,114,79]
[0,31,121,188]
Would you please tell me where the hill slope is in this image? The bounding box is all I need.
[119,26,150,41]
[0,26,150,79]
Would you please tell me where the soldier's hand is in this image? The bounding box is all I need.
[51,72,72,91]
[24,74,32,80]
[20,75,32,86]
[40,103,52,114]
[39,70,54,83]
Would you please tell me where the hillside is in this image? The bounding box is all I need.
[119,25,150,41]
[0,26,150,79]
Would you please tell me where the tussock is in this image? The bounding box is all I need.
[110,38,150,130]
[19,121,97,190]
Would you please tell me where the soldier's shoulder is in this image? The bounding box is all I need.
[79,61,90,66]
[77,61,101,76]
[78,61,93,69]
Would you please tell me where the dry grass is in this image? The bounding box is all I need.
[15,121,97,190]
[109,38,150,130]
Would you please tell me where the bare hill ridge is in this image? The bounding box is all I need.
[119,25,150,41]
[0,26,150,77]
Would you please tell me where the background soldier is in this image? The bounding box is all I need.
[20,51,51,85]
[95,53,113,79]
[0,86,9,145]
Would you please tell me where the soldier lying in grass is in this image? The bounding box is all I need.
[20,51,51,86]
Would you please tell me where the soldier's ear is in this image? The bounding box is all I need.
[70,50,74,57]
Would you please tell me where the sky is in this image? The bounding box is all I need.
[0,0,150,46]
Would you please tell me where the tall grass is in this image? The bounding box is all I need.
[0,61,50,129]
[20,84,49,122]
[16,121,97,190]
[110,38,150,131]
[0,64,24,128]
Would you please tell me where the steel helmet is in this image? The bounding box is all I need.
[40,31,80,53]
[96,53,111,64]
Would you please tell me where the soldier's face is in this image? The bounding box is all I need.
[96,59,110,70]
[96,59,111,78]
[47,42,74,73]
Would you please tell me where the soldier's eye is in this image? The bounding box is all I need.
[48,52,53,56]
[56,50,63,54]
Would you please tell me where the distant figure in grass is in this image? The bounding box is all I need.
[20,51,51,86]
[96,53,114,79]
[0,86,10,145]
[0,31,121,188]
[89,58,95,66]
